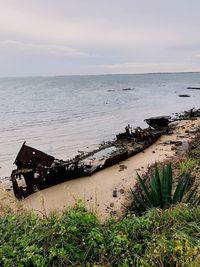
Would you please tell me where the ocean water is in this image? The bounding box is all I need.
[0,72,200,179]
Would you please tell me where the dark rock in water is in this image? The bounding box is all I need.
[122,88,135,91]
[107,87,135,92]
[178,94,191,97]
[187,87,200,90]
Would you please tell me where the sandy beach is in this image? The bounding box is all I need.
[1,118,200,221]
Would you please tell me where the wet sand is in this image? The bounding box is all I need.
[1,119,200,221]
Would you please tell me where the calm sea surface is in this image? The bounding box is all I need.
[1,73,200,178]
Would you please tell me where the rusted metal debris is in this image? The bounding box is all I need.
[9,108,200,199]
[14,142,55,169]
[144,109,200,130]
[11,142,93,199]
[144,116,172,130]
[11,124,162,199]
[178,108,200,120]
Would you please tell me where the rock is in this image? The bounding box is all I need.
[163,141,170,145]
[178,94,191,97]
[118,164,127,172]
[122,88,135,91]
[169,141,182,146]
[110,202,114,207]
[187,87,200,90]
[119,188,125,194]
[110,210,117,215]
[113,189,118,197]
[185,130,196,134]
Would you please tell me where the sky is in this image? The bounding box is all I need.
[0,0,200,77]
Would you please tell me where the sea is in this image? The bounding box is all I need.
[1,72,200,179]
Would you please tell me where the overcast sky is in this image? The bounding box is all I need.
[0,0,200,77]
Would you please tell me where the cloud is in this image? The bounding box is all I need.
[0,1,200,76]
[0,40,89,57]
[0,1,192,48]
[98,62,200,74]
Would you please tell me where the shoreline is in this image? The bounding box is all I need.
[0,116,200,221]
[19,118,200,221]
[1,73,200,181]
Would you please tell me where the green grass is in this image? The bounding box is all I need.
[1,130,200,266]
[0,203,200,266]
[179,159,198,175]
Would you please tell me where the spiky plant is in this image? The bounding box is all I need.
[131,163,200,213]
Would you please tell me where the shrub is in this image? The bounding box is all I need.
[179,159,197,175]
[130,163,200,213]
[0,203,200,266]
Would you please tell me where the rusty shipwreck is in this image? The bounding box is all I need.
[11,117,173,199]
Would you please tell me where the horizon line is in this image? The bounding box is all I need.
[0,71,200,79]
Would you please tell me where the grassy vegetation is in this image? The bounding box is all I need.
[0,203,200,266]
[0,131,200,266]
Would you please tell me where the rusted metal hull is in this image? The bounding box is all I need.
[144,116,171,130]
[11,127,161,199]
